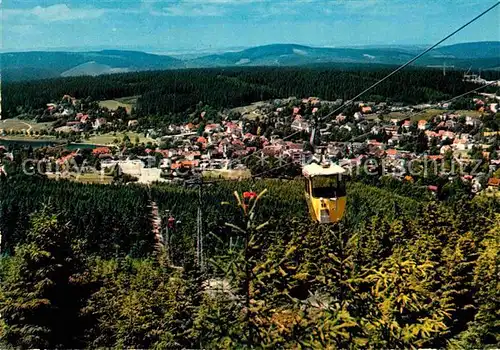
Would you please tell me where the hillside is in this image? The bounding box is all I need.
[189,42,500,69]
[61,62,131,77]
[1,50,184,81]
[187,44,417,67]
[0,174,498,348]
[1,41,498,81]
[432,41,500,59]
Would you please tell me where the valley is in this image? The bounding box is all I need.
[1,1,499,347]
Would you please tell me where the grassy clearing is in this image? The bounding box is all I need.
[116,96,139,104]
[74,173,114,185]
[411,109,443,122]
[86,132,156,145]
[454,110,482,118]
[0,119,52,133]
[47,172,113,185]
[99,96,138,114]
[203,169,252,180]
[99,100,133,114]
[380,112,409,121]
[231,102,269,120]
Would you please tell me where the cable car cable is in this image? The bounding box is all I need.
[202,77,499,186]
[443,80,499,104]
[222,0,498,173]
[320,1,500,122]
[191,1,500,184]
[266,1,500,146]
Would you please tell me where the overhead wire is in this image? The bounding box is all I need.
[320,1,500,122]
[249,1,500,150]
[200,1,500,182]
[443,80,499,104]
[246,77,499,181]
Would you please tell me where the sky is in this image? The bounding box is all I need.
[1,0,499,52]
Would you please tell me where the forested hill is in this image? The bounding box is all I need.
[0,50,184,81]
[3,66,500,119]
[2,41,499,81]
[187,42,500,69]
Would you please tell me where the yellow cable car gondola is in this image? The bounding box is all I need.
[303,163,346,224]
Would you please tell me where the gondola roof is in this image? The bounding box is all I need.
[302,163,346,177]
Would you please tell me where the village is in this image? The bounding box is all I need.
[1,91,500,196]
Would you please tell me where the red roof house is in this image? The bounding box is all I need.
[92,147,111,156]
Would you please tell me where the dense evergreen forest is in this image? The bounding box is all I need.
[0,176,153,258]
[1,65,499,348]
[1,171,499,348]
[3,66,500,119]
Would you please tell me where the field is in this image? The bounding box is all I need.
[380,112,408,121]
[230,102,269,120]
[454,110,482,118]
[85,132,156,145]
[412,109,482,122]
[0,118,52,133]
[98,96,138,114]
[411,109,443,122]
[47,172,113,185]
[203,168,252,180]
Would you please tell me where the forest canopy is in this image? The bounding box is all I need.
[3,66,499,119]
[0,173,499,348]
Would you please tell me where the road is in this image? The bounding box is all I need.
[21,121,33,132]
[150,201,163,247]
[1,119,33,132]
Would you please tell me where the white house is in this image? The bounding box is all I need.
[354,112,364,121]
[466,116,480,127]
[93,118,106,130]
[291,119,310,132]
[453,138,471,151]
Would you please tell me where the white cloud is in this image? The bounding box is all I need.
[152,3,227,17]
[33,4,105,21]
[149,0,323,17]
[322,0,427,17]
[3,4,107,23]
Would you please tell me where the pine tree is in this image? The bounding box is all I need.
[440,232,479,339]
[449,215,500,348]
[82,256,203,349]
[363,249,450,348]
[0,207,84,348]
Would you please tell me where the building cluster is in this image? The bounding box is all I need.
[2,93,500,194]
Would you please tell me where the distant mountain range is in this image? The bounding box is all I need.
[1,41,499,82]
[0,50,183,81]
